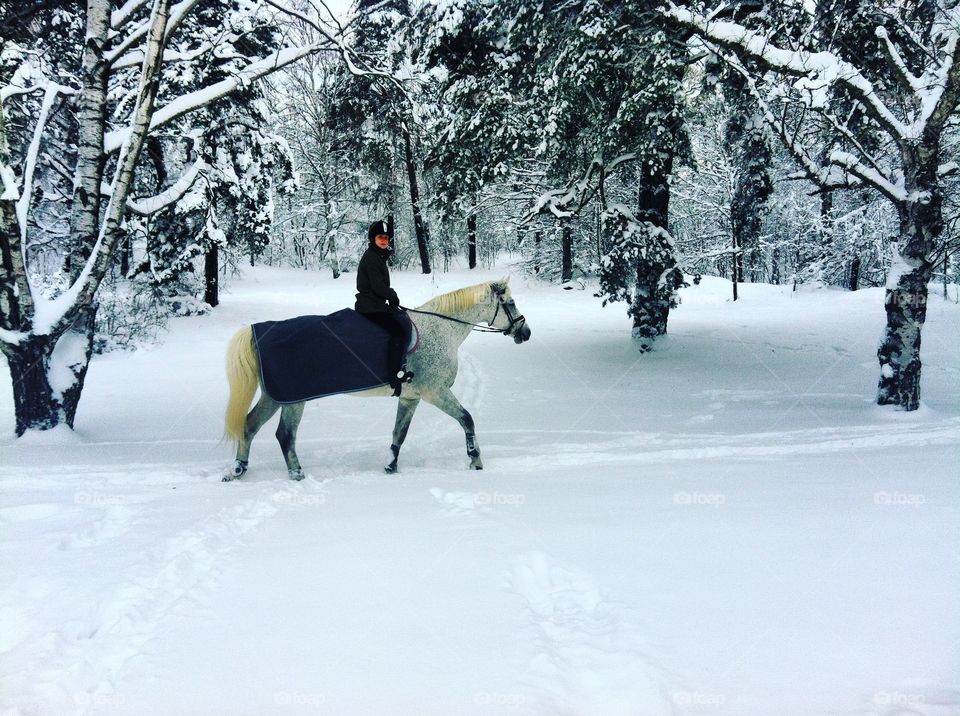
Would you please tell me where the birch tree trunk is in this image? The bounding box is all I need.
[69,0,111,272]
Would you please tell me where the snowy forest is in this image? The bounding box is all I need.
[2,0,959,436]
[2,2,959,715]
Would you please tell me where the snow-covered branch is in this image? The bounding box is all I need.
[922,9,960,135]
[525,153,638,222]
[111,43,214,71]
[664,4,910,141]
[15,83,69,244]
[103,43,327,154]
[125,158,208,215]
[875,27,923,95]
[111,0,150,29]
[106,0,201,66]
[828,150,908,203]
[261,0,403,88]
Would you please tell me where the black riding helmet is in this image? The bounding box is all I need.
[368,220,388,243]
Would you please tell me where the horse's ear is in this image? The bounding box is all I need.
[491,279,507,295]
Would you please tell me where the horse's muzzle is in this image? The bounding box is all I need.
[513,324,531,344]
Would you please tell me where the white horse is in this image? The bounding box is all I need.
[223,279,531,479]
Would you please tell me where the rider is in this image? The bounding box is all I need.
[356,220,413,396]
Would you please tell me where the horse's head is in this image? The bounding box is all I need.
[489,280,531,344]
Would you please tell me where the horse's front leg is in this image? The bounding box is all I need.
[385,397,421,474]
[277,402,306,480]
[422,388,482,470]
[224,394,280,481]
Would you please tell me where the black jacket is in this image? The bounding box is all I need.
[355,245,399,313]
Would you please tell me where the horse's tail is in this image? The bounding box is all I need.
[224,326,258,443]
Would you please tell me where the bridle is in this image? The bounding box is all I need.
[488,285,527,337]
[400,286,527,337]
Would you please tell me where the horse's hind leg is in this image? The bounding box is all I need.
[225,394,280,481]
[422,388,482,470]
[277,402,306,481]
[385,397,421,474]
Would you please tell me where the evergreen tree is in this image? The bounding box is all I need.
[424,0,691,349]
[328,0,433,272]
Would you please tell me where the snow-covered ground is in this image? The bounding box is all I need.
[1,265,958,716]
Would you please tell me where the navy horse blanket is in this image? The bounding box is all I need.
[252,310,417,403]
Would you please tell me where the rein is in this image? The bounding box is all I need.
[400,287,526,336]
[399,306,504,333]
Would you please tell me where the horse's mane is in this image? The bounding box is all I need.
[419,280,506,315]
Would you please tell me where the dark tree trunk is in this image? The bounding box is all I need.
[876,197,938,411]
[467,213,477,269]
[723,73,772,285]
[7,336,60,436]
[119,231,131,277]
[877,263,930,410]
[0,204,21,331]
[322,188,341,279]
[561,221,573,282]
[386,213,395,267]
[944,250,950,299]
[770,246,781,285]
[58,304,97,427]
[732,231,740,301]
[630,158,682,349]
[819,190,834,279]
[849,254,861,291]
[534,231,542,274]
[7,304,96,436]
[401,125,431,274]
[328,233,341,279]
[204,242,219,307]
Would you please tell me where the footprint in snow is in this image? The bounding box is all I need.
[508,551,675,716]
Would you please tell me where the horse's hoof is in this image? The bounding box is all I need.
[288,469,305,481]
[471,464,483,471]
[385,445,399,474]
[223,461,248,481]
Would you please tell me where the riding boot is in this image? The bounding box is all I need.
[390,369,414,397]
